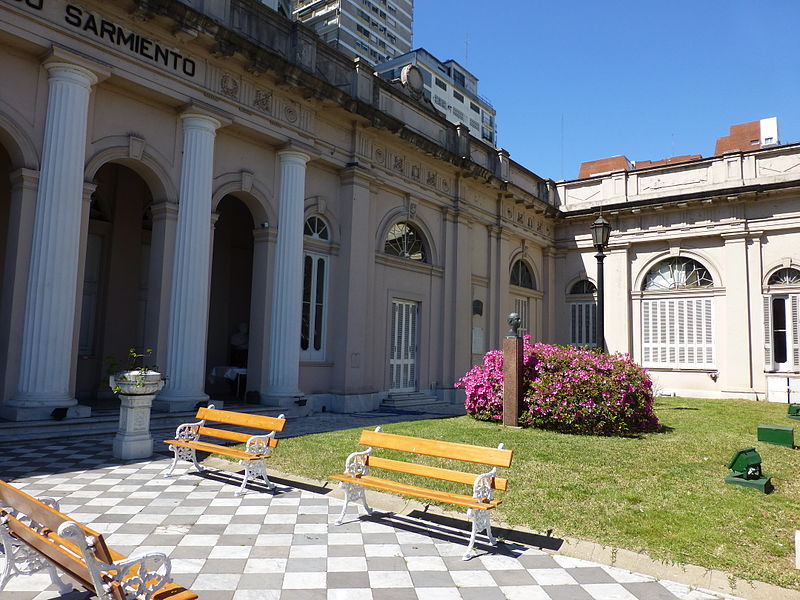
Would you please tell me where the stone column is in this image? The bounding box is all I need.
[8,63,98,421]
[266,150,310,405]
[0,170,38,409]
[156,112,221,412]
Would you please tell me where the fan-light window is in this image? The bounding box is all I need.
[510,260,535,289]
[384,222,427,262]
[643,257,713,290]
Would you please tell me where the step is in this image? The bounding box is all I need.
[380,393,447,411]
[0,402,297,443]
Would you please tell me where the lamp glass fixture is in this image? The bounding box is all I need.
[591,215,611,248]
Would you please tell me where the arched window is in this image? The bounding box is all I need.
[510,260,536,335]
[768,268,800,286]
[510,260,535,289]
[642,257,713,290]
[384,222,427,262]
[304,215,329,240]
[764,267,800,372]
[568,279,596,347]
[301,216,330,361]
[640,257,715,369]
[570,280,596,295]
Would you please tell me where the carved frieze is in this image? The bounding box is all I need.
[220,72,239,99]
[253,89,273,113]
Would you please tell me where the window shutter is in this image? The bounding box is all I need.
[792,295,800,370]
[763,295,773,371]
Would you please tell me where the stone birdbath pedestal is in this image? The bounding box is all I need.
[110,350,165,460]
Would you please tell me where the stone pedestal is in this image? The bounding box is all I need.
[113,393,157,460]
[112,370,164,460]
[502,335,523,427]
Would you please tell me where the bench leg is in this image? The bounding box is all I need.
[463,508,495,560]
[163,445,203,478]
[0,539,72,595]
[45,562,74,595]
[335,483,372,525]
[248,458,275,491]
[236,462,251,496]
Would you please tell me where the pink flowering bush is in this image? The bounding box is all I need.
[456,339,660,435]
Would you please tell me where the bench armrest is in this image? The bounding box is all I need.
[343,448,373,477]
[472,467,498,503]
[245,432,276,456]
[60,520,172,600]
[173,420,203,443]
[106,551,172,600]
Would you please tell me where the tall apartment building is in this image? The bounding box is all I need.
[293,0,413,66]
[377,49,497,145]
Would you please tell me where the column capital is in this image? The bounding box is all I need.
[42,46,110,84]
[9,168,40,191]
[150,200,179,220]
[179,111,223,134]
[278,147,311,165]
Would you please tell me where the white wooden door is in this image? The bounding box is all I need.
[390,299,418,392]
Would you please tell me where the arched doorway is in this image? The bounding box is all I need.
[75,163,154,400]
[206,195,255,401]
[0,143,11,296]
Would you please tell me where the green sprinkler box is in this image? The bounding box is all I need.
[757,424,795,448]
[788,404,800,420]
[724,447,773,494]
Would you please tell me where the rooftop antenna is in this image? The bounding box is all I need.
[465,33,469,67]
[560,113,565,180]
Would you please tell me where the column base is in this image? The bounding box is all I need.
[1,398,90,422]
[262,393,310,416]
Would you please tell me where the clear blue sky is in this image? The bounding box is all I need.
[413,1,800,181]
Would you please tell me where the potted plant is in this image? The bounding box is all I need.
[106,348,166,460]
[108,348,165,396]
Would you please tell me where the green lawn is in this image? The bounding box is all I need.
[264,397,800,590]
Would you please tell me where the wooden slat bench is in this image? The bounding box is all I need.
[163,404,286,495]
[331,427,512,559]
[0,479,196,600]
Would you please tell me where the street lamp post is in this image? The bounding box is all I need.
[591,215,611,352]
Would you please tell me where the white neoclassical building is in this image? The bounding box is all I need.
[0,0,798,424]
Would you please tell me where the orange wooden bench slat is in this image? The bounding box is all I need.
[358,430,513,468]
[153,584,200,600]
[0,480,111,560]
[163,439,268,460]
[365,456,508,491]
[331,474,502,510]
[196,426,279,446]
[195,407,286,432]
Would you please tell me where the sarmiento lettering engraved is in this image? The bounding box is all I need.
[14,0,44,10]
[64,4,196,77]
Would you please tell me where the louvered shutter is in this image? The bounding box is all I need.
[763,296,773,371]
[792,295,800,371]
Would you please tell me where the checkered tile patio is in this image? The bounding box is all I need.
[0,437,744,600]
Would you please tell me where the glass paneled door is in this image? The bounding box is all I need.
[390,299,418,392]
